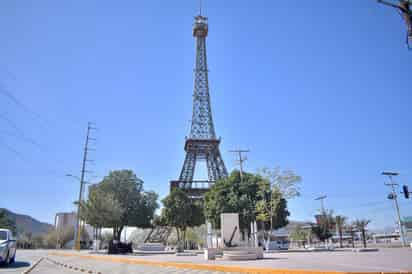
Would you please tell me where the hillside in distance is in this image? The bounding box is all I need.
[1,208,53,236]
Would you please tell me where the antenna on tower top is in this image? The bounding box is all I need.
[199,0,202,15]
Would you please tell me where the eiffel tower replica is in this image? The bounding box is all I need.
[170,12,228,198]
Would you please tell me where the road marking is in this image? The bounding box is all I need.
[45,257,101,274]
[21,257,43,274]
[47,252,412,274]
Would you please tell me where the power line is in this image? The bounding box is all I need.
[0,79,83,132]
[0,82,56,129]
[0,129,70,177]
[0,129,43,150]
[0,66,17,81]
[0,137,25,160]
[0,113,43,149]
[0,84,49,126]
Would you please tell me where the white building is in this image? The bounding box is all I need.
[54,212,76,231]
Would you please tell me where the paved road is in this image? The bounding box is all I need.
[80,248,412,273]
[0,249,45,274]
[31,254,228,274]
[2,248,412,273]
[3,250,228,274]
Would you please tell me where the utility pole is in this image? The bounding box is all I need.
[382,171,407,247]
[315,195,327,214]
[74,122,97,251]
[229,149,250,183]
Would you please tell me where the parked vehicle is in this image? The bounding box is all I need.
[266,239,289,250]
[0,229,16,265]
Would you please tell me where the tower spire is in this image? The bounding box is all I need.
[199,0,202,15]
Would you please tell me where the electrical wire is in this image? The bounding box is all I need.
[0,83,49,128]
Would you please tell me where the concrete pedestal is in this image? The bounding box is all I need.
[137,243,165,252]
[222,247,263,261]
[204,248,218,260]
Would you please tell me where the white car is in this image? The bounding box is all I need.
[0,229,16,265]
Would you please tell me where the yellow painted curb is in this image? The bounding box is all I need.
[48,252,412,274]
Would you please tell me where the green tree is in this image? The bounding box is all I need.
[255,182,290,242]
[43,229,58,248]
[289,225,311,247]
[354,219,370,248]
[204,171,263,236]
[81,187,124,234]
[205,170,290,241]
[312,210,335,243]
[0,209,16,233]
[161,188,204,249]
[32,235,45,249]
[185,225,206,249]
[335,215,347,248]
[85,170,158,241]
[258,167,302,199]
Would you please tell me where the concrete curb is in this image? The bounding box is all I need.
[46,258,101,274]
[21,257,44,274]
[48,252,412,274]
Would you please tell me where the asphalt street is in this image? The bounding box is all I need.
[0,250,229,274]
[0,249,45,274]
[67,247,412,273]
[1,248,412,273]
[30,255,229,274]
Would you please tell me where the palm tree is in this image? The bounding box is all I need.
[349,225,356,248]
[335,215,347,248]
[354,219,371,248]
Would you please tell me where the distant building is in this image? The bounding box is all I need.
[403,216,412,229]
[54,212,76,231]
[372,232,400,244]
[403,216,412,242]
[54,212,94,249]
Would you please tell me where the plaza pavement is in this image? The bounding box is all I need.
[1,248,412,274]
[45,248,412,273]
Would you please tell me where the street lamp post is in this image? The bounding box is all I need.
[315,195,328,246]
[382,171,407,247]
[315,195,327,214]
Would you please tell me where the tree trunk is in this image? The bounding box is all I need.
[182,228,187,249]
[113,226,124,241]
[176,227,180,242]
[351,231,355,248]
[118,226,123,241]
[264,229,270,250]
[112,227,116,241]
[176,227,185,252]
[362,229,367,248]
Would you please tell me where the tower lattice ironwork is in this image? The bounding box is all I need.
[170,14,228,198]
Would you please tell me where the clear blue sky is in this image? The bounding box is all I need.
[1,1,411,230]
